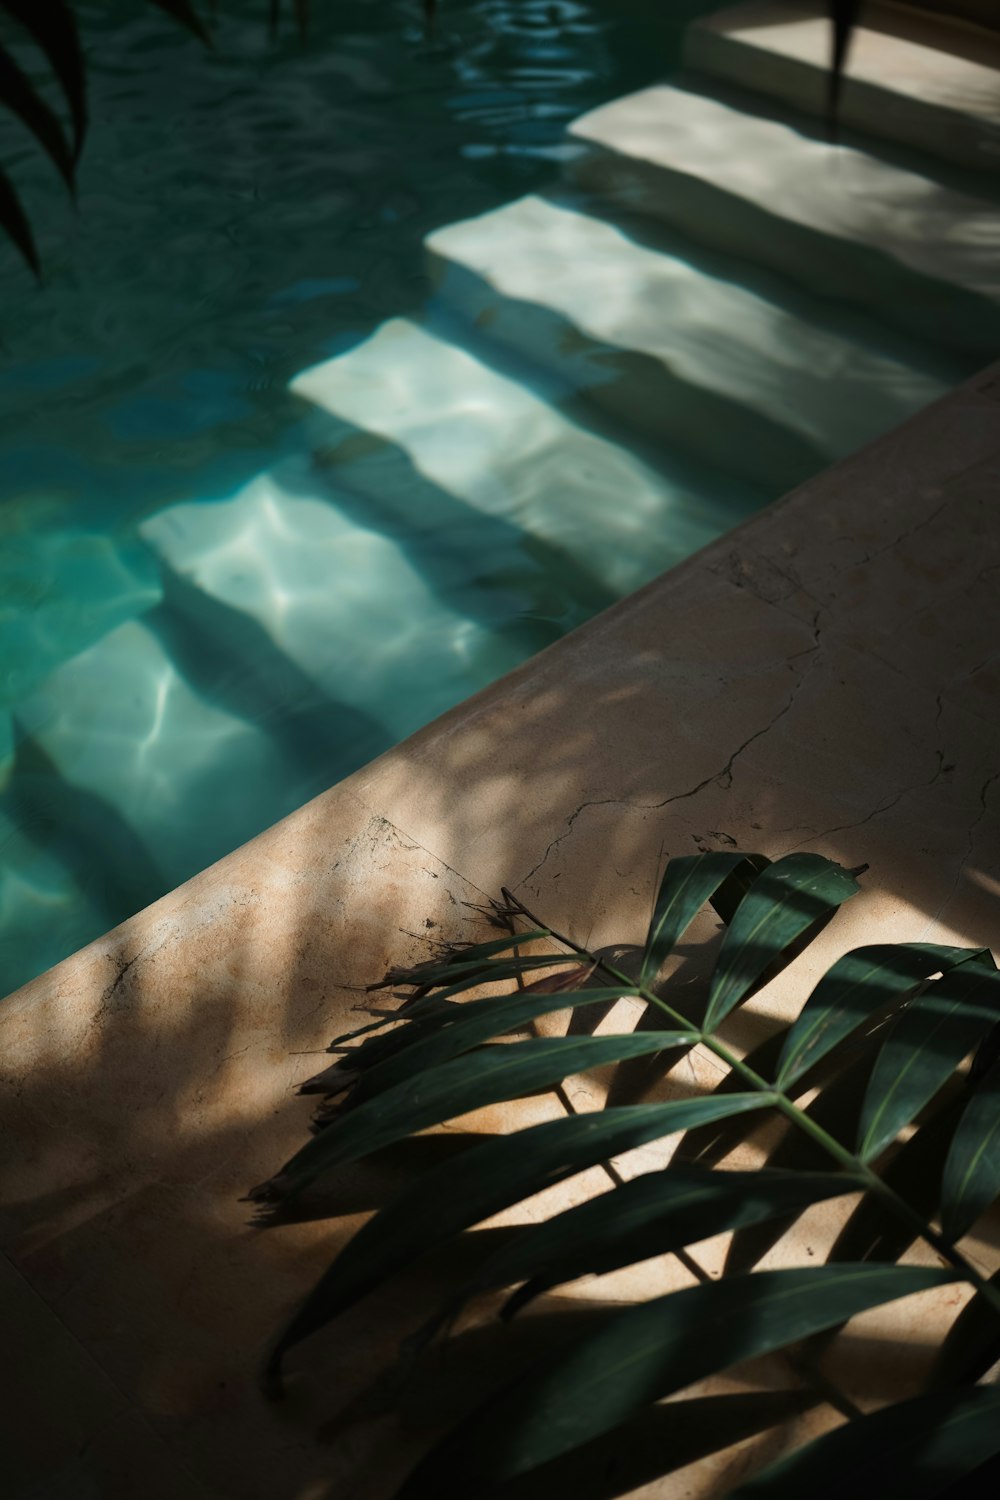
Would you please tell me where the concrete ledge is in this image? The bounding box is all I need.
[2,365,999,1497]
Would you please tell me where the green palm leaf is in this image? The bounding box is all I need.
[830,1088,966,1266]
[249,1030,702,1214]
[705,855,860,1031]
[369,928,553,997]
[309,949,598,1094]
[480,1166,858,1321]
[776,944,987,1089]
[316,949,587,1067]
[395,1265,956,1497]
[260,1093,769,1392]
[640,851,767,984]
[328,986,644,1113]
[381,951,586,1016]
[731,1385,1000,1498]
[858,960,1000,1162]
[301,1001,467,1096]
[252,847,1000,1495]
[940,1054,1000,1242]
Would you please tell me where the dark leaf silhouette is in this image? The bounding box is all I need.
[0,42,75,187]
[776,944,987,1089]
[731,1385,1000,1499]
[858,958,1000,1162]
[930,1268,1000,1391]
[3,0,86,159]
[704,854,859,1030]
[0,161,37,273]
[249,1029,702,1214]
[396,1266,955,1497]
[260,1093,768,1393]
[940,1053,1000,1242]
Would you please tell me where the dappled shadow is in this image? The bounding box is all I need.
[494,1389,819,1500]
[0,813,505,1499]
[2,608,999,1496]
[423,185,958,494]
[571,76,1000,363]
[317,1295,822,1498]
[3,2,1000,1496]
[286,417,618,626]
[4,723,166,943]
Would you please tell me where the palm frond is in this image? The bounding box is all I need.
[0,0,317,273]
[396,1266,957,1497]
[258,1092,770,1395]
[143,0,212,45]
[3,0,86,159]
[254,848,1000,1496]
[731,1386,1000,1499]
[0,158,38,272]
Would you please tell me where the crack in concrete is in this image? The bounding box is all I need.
[790,750,949,851]
[959,653,999,683]
[933,693,945,734]
[962,769,999,875]
[210,1044,251,1078]
[95,951,143,1022]
[516,796,634,891]
[853,493,952,571]
[517,618,824,893]
[929,769,1000,931]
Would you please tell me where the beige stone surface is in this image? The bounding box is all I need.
[2,365,1000,1498]
[685,0,1000,170]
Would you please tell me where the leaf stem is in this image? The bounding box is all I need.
[499,889,1000,1318]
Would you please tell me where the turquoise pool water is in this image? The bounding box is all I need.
[0,0,979,996]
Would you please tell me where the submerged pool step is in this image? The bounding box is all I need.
[0,523,163,710]
[426,192,949,493]
[568,83,1000,362]
[684,0,1000,173]
[290,316,760,595]
[138,463,531,753]
[3,461,521,972]
[1,349,759,995]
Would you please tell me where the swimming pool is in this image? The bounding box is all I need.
[0,0,982,996]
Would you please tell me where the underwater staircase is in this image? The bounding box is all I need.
[3,0,1000,995]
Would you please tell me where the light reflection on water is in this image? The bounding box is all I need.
[0,0,983,994]
[0,0,708,993]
